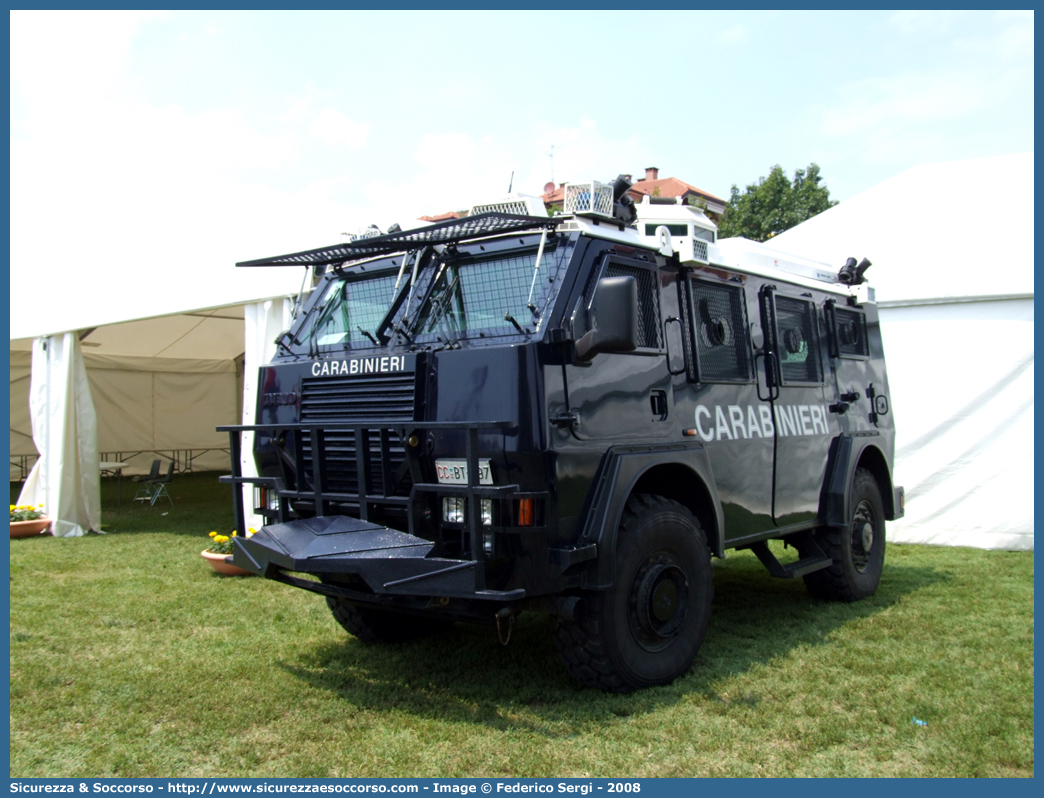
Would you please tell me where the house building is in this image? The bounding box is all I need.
[541,167,726,222]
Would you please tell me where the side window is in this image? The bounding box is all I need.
[687,277,751,382]
[826,300,870,359]
[773,295,822,384]
[601,257,663,350]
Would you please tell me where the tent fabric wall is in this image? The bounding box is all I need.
[240,298,295,531]
[18,334,101,537]
[83,353,238,475]
[10,350,239,479]
[878,299,1033,550]
[768,153,1033,551]
[10,350,34,469]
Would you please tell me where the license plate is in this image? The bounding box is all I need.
[435,459,493,485]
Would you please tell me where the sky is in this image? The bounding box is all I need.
[9,9,1034,335]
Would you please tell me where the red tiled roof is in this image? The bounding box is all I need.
[417,211,465,222]
[629,177,724,205]
[540,177,724,209]
[541,184,566,206]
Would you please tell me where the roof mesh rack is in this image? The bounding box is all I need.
[237,212,559,268]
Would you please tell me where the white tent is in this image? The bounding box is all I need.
[10,273,304,536]
[768,152,1034,551]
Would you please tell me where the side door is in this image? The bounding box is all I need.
[680,271,776,540]
[760,285,833,526]
[562,253,673,441]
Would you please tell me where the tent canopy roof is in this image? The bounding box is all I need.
[767,152,1034,304]
[11,304,253,361]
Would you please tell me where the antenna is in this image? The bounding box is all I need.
[508,171,514,193]
[549,144,555,184]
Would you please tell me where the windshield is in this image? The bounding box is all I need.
[299,272,397,350]
[410,245,561,342]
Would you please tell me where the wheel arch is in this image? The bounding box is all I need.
[579,446,724,590]
[821,435,897,527]
[631,463,722,557]
[856,444,896,518]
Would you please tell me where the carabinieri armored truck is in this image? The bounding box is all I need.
[221,177,904,692]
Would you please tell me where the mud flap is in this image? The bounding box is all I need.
[231,516,523,600]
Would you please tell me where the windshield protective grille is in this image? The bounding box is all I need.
[306,274,397,348]
[413,249,554,340]
[238,213,558,267]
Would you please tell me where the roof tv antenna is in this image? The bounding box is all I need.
[549,144,555,184]
[507,170,514,193]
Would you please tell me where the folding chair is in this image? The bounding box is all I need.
[146,461,176,506]
[132,460,162,503]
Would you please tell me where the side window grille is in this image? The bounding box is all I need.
[774,295,822,384]
[604,260,662,349]
[828,303,870,358]
[690,279,751,382]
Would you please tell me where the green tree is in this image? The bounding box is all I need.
[718,163,837,242]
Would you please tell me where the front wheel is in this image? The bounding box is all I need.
[803,468,886,601]
[326,597,451,643]
[553,494,714,692]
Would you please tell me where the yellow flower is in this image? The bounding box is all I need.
[209,531,217,538]
[231,530,237,537]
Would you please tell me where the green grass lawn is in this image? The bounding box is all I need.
[9,473,1034,778]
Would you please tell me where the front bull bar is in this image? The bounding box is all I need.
[218,420,526,600]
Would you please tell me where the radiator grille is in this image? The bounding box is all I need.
[298,372,416,497]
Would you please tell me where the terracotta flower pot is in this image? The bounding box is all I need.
[201,549,253,576]
[11,518,51,538]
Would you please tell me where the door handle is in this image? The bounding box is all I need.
[754,351,780,402]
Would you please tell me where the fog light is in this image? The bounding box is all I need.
[442,496,465,524]
[481,499,493,526]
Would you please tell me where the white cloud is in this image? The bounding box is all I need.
[11,10,167,111]
[717,25,749,44]
[955,18,1034,63]
[309,108,371,149]
[888,10,965,35]
[340,119,653,230]
[821,73,989,138]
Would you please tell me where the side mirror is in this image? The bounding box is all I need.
[575,275,639,361]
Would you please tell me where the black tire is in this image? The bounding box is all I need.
[326,597,449,643]
[553,494,714,692]
[803,468,886,602]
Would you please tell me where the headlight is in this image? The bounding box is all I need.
[481,499,493,526]
[442,497,465,524]
[253,487,280,513]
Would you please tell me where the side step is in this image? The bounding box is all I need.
[748,539,833,579]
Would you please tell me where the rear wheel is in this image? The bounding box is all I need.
[553,494,714,692]
[326,597,450,643]
[803,468,886,601]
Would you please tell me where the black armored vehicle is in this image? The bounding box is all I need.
[222,178,904,692]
